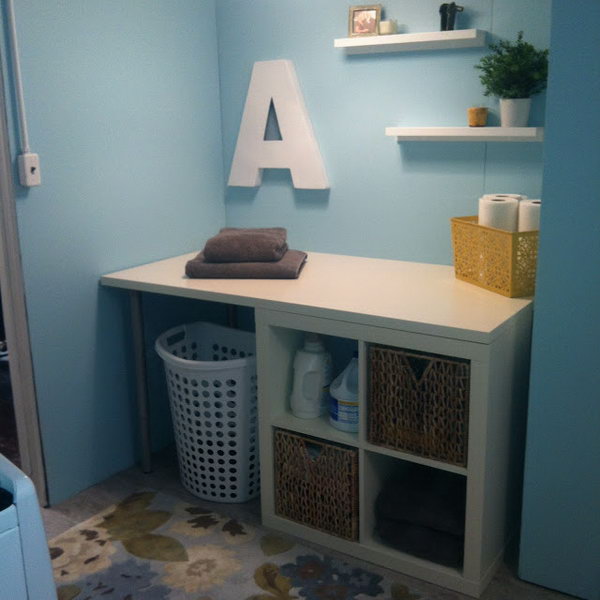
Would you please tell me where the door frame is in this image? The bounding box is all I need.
[0,54,47,504]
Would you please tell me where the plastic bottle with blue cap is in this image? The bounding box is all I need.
[329,352,359,432]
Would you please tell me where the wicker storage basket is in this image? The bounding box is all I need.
[274,429,359,541]
[451,216,539,297]
[368,346,470,467]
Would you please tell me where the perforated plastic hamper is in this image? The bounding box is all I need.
[155,321,259,502]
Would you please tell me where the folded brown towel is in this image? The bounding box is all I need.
[185,249,307,279]
[204,227,288,263]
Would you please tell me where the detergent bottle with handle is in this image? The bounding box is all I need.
[289,333,332,419]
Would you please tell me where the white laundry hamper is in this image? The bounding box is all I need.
[155,321,259,503]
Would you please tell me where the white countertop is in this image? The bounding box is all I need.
[101,251,532,344]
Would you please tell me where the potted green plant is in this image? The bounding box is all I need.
[475,31,549,127]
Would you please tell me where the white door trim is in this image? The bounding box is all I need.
[0,54,47,505]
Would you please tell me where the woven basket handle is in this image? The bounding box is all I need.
[403,353,434,386]
[303,440,324,462]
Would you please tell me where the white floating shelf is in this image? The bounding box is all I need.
[334,29,486,54]
[385,127,544,142]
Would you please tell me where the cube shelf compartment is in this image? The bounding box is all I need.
[367,344,470,466]
[364,453,466,569]
[274,428,359,541]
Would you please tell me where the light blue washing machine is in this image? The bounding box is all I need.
[0,453,56,600]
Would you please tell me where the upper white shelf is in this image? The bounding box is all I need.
[334,29,486,54]
[385,127,544,142]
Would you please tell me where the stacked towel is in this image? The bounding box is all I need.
[374,465,466,568]
[374,519,464,568]
[375,467,466,536]
[186,227,307,279]
[204,227,288,263]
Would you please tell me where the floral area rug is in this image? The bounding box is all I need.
[49,490,426,600]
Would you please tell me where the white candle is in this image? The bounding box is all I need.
[379,20,398,35]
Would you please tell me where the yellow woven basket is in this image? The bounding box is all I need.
[451,216,539,298]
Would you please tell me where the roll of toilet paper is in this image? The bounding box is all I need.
[518,199,541,231]
[478,195,519,231]
[481,193,527,202]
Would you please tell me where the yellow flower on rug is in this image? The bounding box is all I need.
[50,528,117,584]
[162,543,242,593]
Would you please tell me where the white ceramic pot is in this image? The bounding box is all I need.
[499,98,532,127]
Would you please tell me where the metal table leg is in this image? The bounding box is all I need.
[129,290,152,473]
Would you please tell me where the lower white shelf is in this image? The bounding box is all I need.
[263,513,475,595]
[385,126,544,142]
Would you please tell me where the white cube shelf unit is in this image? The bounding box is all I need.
[385,127,544,142]
[256,304,532,598]
[334,29,486,54]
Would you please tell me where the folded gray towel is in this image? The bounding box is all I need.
[185,249,307,279]
[376,518,463,568]
[220,227,286,236]
[375,468,466,536]
[204,227,288,263]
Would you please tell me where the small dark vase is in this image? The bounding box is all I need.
[439,3,464,31]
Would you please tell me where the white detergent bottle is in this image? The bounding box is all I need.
[289,333,332,419]
[329,352,359,432]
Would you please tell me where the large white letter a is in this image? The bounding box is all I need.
[227,60,329,190]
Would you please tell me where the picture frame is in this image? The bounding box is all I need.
[348,5,382,37]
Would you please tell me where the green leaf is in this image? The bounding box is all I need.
[98,509,172,540]
[188,514,220,529]
[122,533,188,562]
[57,585,81,600]
[259,534,295,556]
[222,519,247,537]
[114,491,156,514]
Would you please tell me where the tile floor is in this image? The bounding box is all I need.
[42,448,577,600]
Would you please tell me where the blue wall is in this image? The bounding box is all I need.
[519,2,600,599]
[218,0,550,264]
[1,0,226,503]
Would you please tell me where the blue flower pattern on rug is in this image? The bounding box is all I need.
[67,559,172,599]
[280,554,384,600]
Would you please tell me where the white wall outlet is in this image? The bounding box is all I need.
[18,152,41,187]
